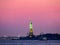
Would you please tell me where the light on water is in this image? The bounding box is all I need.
[0,40,60,45]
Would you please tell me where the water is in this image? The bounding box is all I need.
[0,40,60,45]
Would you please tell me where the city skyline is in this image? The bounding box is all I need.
[0,0,60,36]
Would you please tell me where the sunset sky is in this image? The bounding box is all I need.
[0,0,60,36]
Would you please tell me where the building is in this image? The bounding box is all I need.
[29,21,34,38]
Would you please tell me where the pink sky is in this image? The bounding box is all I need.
[0,0,60,36]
